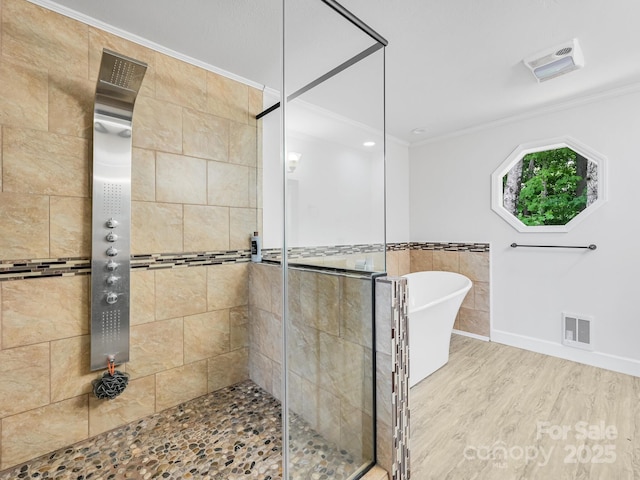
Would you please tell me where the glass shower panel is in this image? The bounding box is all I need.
[283,1,386,479]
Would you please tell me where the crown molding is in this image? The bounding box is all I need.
[27,0,266,91]
[412,80,640,147]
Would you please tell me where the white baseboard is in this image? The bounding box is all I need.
[452,329,490,342]
[491,329,640,378]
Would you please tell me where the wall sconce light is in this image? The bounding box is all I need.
[287,152,302,173]
[523,38,584,82]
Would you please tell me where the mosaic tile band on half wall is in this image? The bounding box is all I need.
[0,242,490,282]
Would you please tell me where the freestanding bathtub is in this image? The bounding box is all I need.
[402,271,472,387]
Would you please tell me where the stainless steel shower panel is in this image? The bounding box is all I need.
[91,50,147,371]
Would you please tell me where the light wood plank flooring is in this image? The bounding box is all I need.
[410,334,640,480]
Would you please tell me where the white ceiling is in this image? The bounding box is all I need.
[42,0,640,143]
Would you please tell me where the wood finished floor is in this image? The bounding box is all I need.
[410,334,640,480]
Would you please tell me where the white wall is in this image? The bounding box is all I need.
[410,88,640,376]
[386,139,411,243]
[261,94,410,249]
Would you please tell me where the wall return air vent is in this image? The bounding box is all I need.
[562,312,593,350]
[524,38,584,82]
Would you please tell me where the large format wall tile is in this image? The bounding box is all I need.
[229,122,257,167]
[50,335,95,402]
[132,96,182,153]
[131,201,183,254]
[251,308,281,362]
[318,332,365,400]
[2,0,88,79]
[0,342,50,418]
[88,375,156,436]
[474,281,490,312]
[230,306,249,351]
[156,152,207,205]
[249,262,273,312]
[340,276,372,347]
[128,318,184,378]
[131,148,156,202]
[0,59,47,130]
[458,307,490,337]
[299,271,339,336]
[3,127,89,197]
[49,196,91,258]
[130,269,156,326]
[156,267,207,320]
[207,263,248,310]
[155,52,206,112]
[183,108,229,162]
[207,72,248,124]
[184,310,230,364]
[410,249,433,272]
[433,250,460,272]
[287,321,321,386]
[248,87,263,128]
[248,347,270,393]
[48,73,94,139]
[2,276,89,348]
[208,347,248,393]
[0,192,49,259]
[229,207,257,250]
[207,160,250,207]
[183,204,230,252]
[1,395,89,470]
[460,251,490,282]
[156,360,208,411]
[316,386,342,447]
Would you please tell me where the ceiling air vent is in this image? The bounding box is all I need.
[523,39,584,82]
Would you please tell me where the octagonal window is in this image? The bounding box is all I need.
[491,137,607,232]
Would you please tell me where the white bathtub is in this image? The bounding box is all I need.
[403,271,472,387]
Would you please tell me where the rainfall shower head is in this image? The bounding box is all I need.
[95,49,147,117]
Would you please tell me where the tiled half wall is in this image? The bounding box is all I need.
[0,0,261,471]
[248,263,375,468]
[387,242,490,338]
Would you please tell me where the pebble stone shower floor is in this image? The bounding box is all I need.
[0,380,359,480]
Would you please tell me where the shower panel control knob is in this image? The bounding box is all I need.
[106,275,118,285]
[106,218,119,228]
[106,232,118,242]
[106,260,118,271]
[106,247,118,257]
[106,292,118,304]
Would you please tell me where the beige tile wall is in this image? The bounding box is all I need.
[0,0,260,471]
[249,263,375,466]
[387,247,491,337]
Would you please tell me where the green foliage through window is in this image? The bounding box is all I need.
[502,147,594,226]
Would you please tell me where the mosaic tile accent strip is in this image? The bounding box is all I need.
[0,380,361,480]
[410,242,490,252]
[262,244,385,261]
[390,277,410,480]
[0,257,91,281]
[259,242,489,261]
[0,250,251,282]
[386,243,409,251]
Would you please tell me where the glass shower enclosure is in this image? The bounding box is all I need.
[260,1,386,478]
